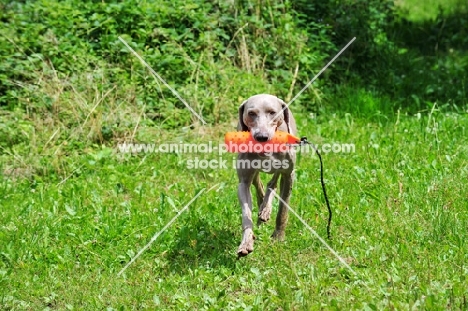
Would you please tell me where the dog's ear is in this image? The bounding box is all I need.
[280,99,292,133]
[237,100,249,131]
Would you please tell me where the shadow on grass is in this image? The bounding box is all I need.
[165,216,239,272]
[294,1,467,116]
[394,9,467,55]
[332,8,468,115]
[386,8,468,109]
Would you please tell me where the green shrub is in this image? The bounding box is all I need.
[0,0,466,141]
[0,0,331,121]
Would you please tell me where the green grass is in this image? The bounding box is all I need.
[1,107,468,309]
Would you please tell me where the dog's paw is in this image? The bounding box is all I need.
[258,205,272,224]
[271,229,285,241]
[237,229,255,257]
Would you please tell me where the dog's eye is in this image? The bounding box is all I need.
[268,111,276,115]
[248,111,257,117]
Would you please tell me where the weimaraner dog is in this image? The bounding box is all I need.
[236,94,297,256]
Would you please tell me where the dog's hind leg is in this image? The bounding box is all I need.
[272,171,294,240]
[258,172,280,224]
[252,171,264,210]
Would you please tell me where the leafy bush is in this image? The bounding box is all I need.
[0,0,466,143]
[0,0,333,125]
[292,0,396,83]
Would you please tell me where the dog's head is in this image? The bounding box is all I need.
[238,94,292,142]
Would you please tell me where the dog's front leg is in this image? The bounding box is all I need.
[237,165,256,257]
[237,181,255,256]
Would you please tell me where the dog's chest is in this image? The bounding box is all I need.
[246,151,295,173]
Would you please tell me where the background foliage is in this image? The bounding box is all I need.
[1,1,467,133]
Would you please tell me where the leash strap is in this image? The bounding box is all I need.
[290,137,333,239]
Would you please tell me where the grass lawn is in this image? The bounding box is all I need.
[1,106,468,309]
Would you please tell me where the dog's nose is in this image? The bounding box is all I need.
[254,134,269,142]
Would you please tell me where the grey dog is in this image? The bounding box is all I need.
[236,94,297,256]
